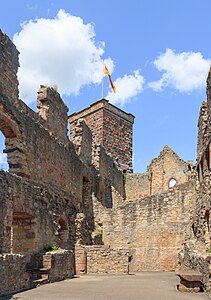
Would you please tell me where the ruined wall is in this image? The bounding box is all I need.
[148,145,191,195]
[75,245,129,274]
[125,173,150,201]
[0,30,127,257]
[177,71,211,297]
[0,171,78,254]
[69,99,134,172]
[37,85,69,145]
[101,181,196,272]
[125,145,191,201]
[43,250,74,282]
[0,29,19,103]
[0,254,30,296]
[70,119,92,167]
[197,101,208,160]
[189,71,211,247]
[70,101,104,146]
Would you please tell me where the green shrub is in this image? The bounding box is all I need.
[43,243,59,252]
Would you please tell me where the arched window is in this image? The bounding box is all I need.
[169,178,177,188]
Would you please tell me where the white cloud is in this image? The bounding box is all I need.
[0,153,7,166]
[149,48,210,93]
[106,70,144,106]
[13,9,114,103]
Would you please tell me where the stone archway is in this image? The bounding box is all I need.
[0,106,28,177]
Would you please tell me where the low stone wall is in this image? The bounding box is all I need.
[0,254,30,296]
[75,245,129,275]
[43,250,75,282]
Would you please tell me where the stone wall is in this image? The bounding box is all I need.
[70,119,92,167]
[43,250,74,282]
[37,85,69,145]
[69,99,134,172]
[75,245,129,274]
[0,171,78,253]
[147,145,191,195]
[125,145,191,201]
[101,181,196,272]
[178,241,211,296]
[0,254,30,296]
[0,29,19,103]
[177,71,211,297]
[125,173,150,201]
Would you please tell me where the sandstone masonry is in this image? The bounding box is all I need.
[0,28,210,297]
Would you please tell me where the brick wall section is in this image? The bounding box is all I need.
[102,181,196,272]
[0,254,30,296]
[69,99,134,172]
[75,245,129,274]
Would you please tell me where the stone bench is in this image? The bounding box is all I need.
[176,268,203,292]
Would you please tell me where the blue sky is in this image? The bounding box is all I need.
[0,0,211,172]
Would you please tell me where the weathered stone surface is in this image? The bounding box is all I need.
[178,68,211,297]
[125,145,194,201]
[69,99,134,173]
[75,245,129,274]
[100,181,196,272]
[44,250,74,282]
[1,28,211,298]
[0,254,30,296]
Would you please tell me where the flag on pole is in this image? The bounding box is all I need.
[104,65,116,93]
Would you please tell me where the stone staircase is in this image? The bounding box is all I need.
[26,254,50,286]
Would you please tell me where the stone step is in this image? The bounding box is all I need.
[32,275,49,287]
[39,268,50,274]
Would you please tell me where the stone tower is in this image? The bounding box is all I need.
[69,99,135,172]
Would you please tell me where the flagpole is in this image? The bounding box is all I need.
[102,60,104,99]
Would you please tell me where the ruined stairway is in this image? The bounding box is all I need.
[26,254,50,286]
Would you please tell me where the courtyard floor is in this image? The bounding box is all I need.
[1,272,209,300]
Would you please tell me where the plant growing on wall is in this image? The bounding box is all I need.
[43,243,59,252]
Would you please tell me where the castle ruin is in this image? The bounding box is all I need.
[0,29,211,297]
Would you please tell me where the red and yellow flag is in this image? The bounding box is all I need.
[104,65,116,93]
